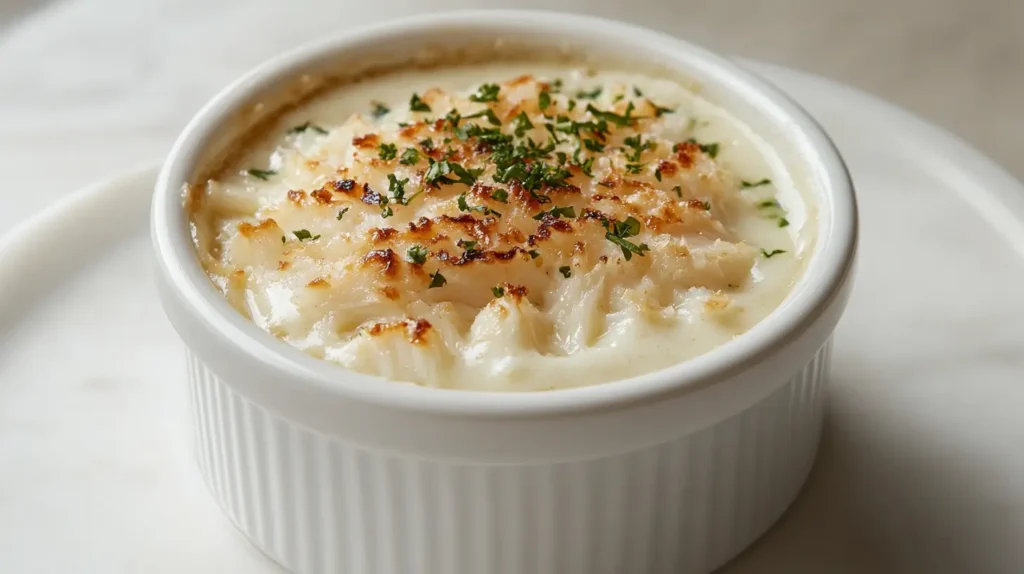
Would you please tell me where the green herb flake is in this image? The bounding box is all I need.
[603,216,651,261]
[567,99,577,111]
[576,87,602,100]
[289,122,328,135]
[409,93,431,113]
[583,138,605,152]
[654,168,662,182]
[490,189,509,203]
[512,111,534,137]
[586,103,634,127]
[419,138,434,150]
[632,86,644,97]
[380,205,393,219]
[425,160,477,188]
[686,138,720,158]
[528,249,541,259]
[470,83,500,103]
[759,199,781,209]
[247,168,277,180]
[558,266,572,278]
[292,229,317,241]
[778,217,790,228]
[370,101,390,118]
[428,270,447,288]
[742,178,772,189]
[761,248,787,258]
[491,285,505,297]
[613,93,625,103]
[672,185,682,198]
[538,90,552,111]
[377,143,398,161]
[625,163,645,175]
[653,104,676,117]
[533,205,576,220]
[387,174,410,204]
[336,207,349,221]
[407,245,428,265]
[702,201,712,211]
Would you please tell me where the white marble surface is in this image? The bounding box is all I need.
[0,0,1021,236]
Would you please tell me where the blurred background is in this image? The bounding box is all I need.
[0,0,1020,226]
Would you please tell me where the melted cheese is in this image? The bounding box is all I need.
[189,62,809,391]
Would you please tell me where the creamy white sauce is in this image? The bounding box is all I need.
[190,61,810,391]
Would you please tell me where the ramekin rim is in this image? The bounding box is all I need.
[151,9,858,417]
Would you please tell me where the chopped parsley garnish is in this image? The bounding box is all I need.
[428,270,447,288]
[424,160,477,187]
[409,93,431,113]
[491,285,505,297]
[457,239,481,257]
[292,229,319,241]
[567,99,577,111]
[742,178,772,188]
[336,207,349,221]
[632,86,644,97]
[387,174,410,204]
[687,138,720,158]
[759,199,780,209]
[583,138,605,152]
[672,185,683,198]
[653,104,676,117]
[378,142,398,161]
[576,87,602,100]
[551,79,564,92]
[654,167,663,182]
[457,193,500,217]
[625,163,645,175]
[490,188,509,203]
[528,249,541,259]
[370,101,390,118]
[456,108,502,131]
[399,147,420,165]
[288,122,328,135]
[512,111,534,137]
[533,205,576,220]
[778,217,790,228]
[247,168,277,180]
[538,90,552,111]
[573,154,595,178]
[586,102,635,126]
[470,83,500,102]
[761,249,787,258]
[558,266,572,278]
[380,206,393,218]
[702,201,712,211]
[419,138,434,150]
[623,134,655,161]
[407,245,428,265]
[613,93,625,103]
[603,216,650,261]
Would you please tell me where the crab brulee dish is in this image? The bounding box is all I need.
[188,62,808,392]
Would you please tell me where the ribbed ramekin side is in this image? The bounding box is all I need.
[186,339,830,574]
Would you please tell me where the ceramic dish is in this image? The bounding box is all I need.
[150,11,857,574]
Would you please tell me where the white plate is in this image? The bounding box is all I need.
[1,64,1023,574]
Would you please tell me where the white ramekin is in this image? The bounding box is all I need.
[151,10,857,574]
